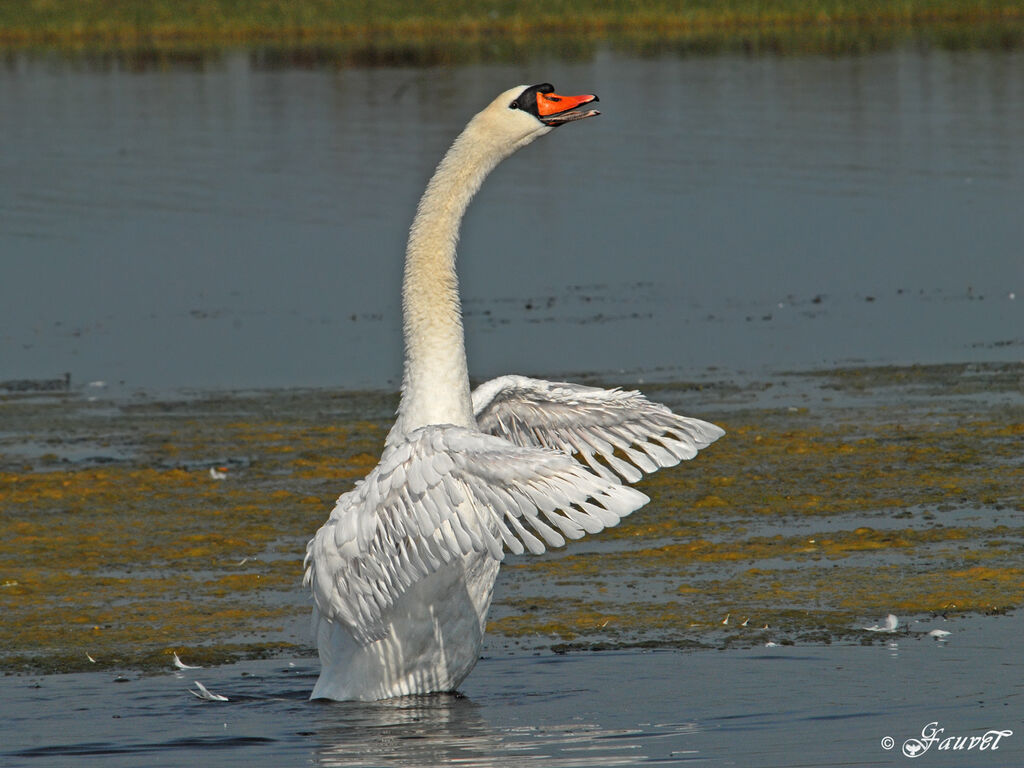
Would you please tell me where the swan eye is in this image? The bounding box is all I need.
[509,101,519,110]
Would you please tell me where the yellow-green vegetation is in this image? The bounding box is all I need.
[1,363,1022,673]
[490,364,1024,649]
[0,389,396,673]
[1,0,1023,56]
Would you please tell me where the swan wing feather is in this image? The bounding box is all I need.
[472,375,725,481]
[304,424,648,645]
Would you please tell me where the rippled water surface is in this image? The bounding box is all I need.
[3,612,1022,768]
[2,47,1022,394]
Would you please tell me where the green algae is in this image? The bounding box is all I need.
[1,363,1022,673]
[487,363,1023,649]
[0,389,395,674]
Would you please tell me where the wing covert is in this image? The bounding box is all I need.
[304,425,648,645]
[472,375,725,482]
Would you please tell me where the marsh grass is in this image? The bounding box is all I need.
[2,0,1023,58]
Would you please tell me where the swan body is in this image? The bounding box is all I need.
[304,84,724,701]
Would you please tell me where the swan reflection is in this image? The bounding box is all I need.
[312,690,673,767]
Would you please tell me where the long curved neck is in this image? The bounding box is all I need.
[389,119,515,441]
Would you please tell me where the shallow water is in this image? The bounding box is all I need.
[2,611,1021,768]
[2,47,1022,394]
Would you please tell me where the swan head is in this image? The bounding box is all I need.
[472,83,600,150]
[507,83,600,127]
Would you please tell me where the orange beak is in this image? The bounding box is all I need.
[535,91,600,126]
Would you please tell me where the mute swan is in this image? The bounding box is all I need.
[304,84,724,701]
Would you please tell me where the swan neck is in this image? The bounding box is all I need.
[393,124,509,439]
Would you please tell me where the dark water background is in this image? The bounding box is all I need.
[2,47,1021,395]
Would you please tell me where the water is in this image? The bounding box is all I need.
[2,48,1022,395]
[2,46,1023,767]
[2,612,1022,767]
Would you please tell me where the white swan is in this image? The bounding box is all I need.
[304,84,724,701]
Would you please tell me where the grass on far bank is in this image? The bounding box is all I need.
[2,0,1024,56]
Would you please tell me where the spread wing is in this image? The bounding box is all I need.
[303,424,648,645]
[472,375,725,483]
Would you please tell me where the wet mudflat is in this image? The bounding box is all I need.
[1,362,1020,675]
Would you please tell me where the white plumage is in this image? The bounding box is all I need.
[473,375,724,482]
[306,425,650,646]
[304,84,723,701]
